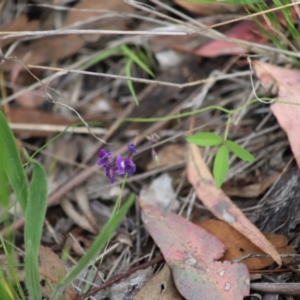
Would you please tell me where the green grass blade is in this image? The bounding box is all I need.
[125,58,139,105]
[24,158,48,300]
[0,274,16,300]
[50,194,135,300]
[186,132,223,146]
[0,111,28,214]
[121,45,154,77]
[213,145,229,188]
[225,140,255,162]
[79,46,121,70]
[0,233,26,300]
[0,163,19,300]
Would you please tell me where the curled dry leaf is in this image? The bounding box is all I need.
[133,264,184,300]
[187,143,282,266]
[139,200,250,300]
[61,197,98,234]
[198,219,296,269]
[253,61,300,169]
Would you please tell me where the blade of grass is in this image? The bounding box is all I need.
[0,274,16,300]
[121,45,154,77]
[125,58,139,105]
[0,233,26,300]
[79,46,121,70]
[0,111,28,214]
[50,194,135,300]
[24,156,48,300]
[0,150,19,300]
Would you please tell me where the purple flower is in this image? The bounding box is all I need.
[115,155,126,175]
[98,149,112,166]
[127,144,137,154]
[125,158,136,175]
[97,145,137,183]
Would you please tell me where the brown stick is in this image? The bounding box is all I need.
[76,255,164,300]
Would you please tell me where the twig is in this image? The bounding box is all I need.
[0,29,191,39]
[76,255,164,300]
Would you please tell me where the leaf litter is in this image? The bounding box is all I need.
[1,0,300,299]
[139,200,250,300]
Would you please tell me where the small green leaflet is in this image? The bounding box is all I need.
[186,132,223,147]
[213,145,229,188]
[225,140,255,162]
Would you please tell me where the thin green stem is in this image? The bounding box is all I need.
[223,115,231,141]
[124,100,258,123]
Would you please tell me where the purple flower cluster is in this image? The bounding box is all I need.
[97,144,137,183]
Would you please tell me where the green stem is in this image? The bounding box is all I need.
[223,115,231,141]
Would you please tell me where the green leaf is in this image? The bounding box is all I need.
[225,140,255,162]
[187,132,223,147]
[213,145,229,188]
[0,111,28,214]
[120,45,154,77]
[50,194,135,300]
[24,158,48,300]
[125,58,139,105]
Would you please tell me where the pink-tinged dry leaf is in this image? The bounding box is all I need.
[254,61,300,169]
[187,144,282,266]
[195,21,267,57]
[195,6,300,58]
[139,200,250,300]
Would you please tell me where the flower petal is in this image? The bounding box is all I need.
[115,155,125,175]
[127,144,137,154]
[98,149,112,165]
[125,158,136,175]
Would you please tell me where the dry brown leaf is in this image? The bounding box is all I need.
[173,0,240,15]
[2,0,134,70]
[10,58,45,108]
[64,0,134,43]
[197,219,295,269]
[39,246,76,300]
[2,35,86,71]
[254,61,300,169]
[6,107,75,138]
[224,173,280,198]
[61,197,97,234]
[0,14,39,48]
[146,144,185,170]
[140,201,250,300]
[65,0,133,25]
[187,143,282,266]
[133,264,184,300]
